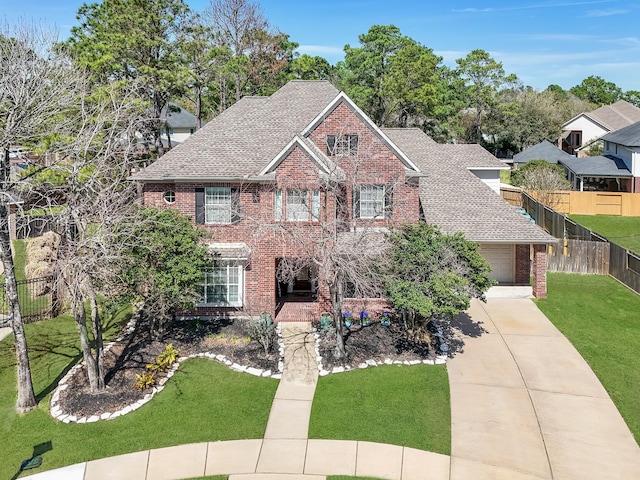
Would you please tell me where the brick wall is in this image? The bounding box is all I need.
[532,244,547,298]
[141,102,421,317]
[515,244,531,285]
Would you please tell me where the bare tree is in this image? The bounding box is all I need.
[0,22,85,412]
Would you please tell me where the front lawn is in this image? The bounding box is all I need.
[309,365,450,455]
[536,273,640,444]
[569,214,640,253]
[1,312,278,478]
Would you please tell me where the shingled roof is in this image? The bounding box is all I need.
[384,128,554,244]
[560,155,632,177]
[131,81,341,181]
[513,140,575,165]
[564,100,640,131]
[601,120,640,147]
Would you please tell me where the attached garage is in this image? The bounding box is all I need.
[479,244,515,284]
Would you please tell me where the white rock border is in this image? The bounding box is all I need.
[50,316,284,423]
[313,327,447,377]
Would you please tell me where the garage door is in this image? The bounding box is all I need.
[479,244,515,284]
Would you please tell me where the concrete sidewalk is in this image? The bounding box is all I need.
[448,298,640,480]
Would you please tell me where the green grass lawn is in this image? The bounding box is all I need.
[500,169,511,185]
[536,273,640,444]
[1,312,278,478]
[569,215,640,253]
[309,364,450,455]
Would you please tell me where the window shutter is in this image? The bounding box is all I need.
[385,185,393,219]
[231,188,240,223]
[326,135,336,155]
[353,185,361,218]
[195,188,205,224]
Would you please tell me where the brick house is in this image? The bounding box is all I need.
[130,81,553,320]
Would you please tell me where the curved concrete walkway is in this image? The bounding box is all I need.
[22,298,640,479]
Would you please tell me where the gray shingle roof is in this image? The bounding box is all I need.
[559,155,632,177]
[513,140,574,165]
[384,129,554,243]
[161,103,197,129]
[600,121,640,147]
[583,100,640,131]
[131,81,341,180]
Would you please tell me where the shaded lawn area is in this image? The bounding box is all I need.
[1,312,278,478]
[535,273,640,444]
[309,365,450,455]
[569,214,640,253]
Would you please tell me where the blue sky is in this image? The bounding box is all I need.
[3,0,639,92]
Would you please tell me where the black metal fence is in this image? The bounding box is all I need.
[0,275,58,324]
[523,192,640,294]
[16,215,58,239]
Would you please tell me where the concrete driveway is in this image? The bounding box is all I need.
[448,297,640,480]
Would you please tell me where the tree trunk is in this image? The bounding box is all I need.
[72,292,100,393]
[0,203,37,413]
[330,277,346,360]
[87,283,105,389]
[154,94,165,158]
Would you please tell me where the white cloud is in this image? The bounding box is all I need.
[583,8,630,17]
[453,0,616,13]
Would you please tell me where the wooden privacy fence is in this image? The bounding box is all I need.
[547,239,609,275]
[0,275,59,324]
[522,192,640,294]
[519,190,640,216]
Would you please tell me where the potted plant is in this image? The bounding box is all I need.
[380,311,392,327]
[342,311,354,327]
[360,310,370,326]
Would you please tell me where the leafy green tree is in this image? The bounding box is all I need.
[570,76,623,106]
[455,49,517,144]
[340,24,450,134]
[67,0,191,156]
[623,90,640,107]
[384,223,495,340]
[289,54,334,80]
[118,207,212,336]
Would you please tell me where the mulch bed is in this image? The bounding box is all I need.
[58,317,279,419]
[316,321,436,370]
[58,318,439,419]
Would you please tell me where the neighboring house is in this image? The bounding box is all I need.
[560,100,640,156]
[160,103,198,147]
[131,81,553,320]
[558,121,640,193]
[513,140,575,167]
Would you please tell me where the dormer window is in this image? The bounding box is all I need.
[327,134,358,156]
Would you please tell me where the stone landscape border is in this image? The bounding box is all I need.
[49,322,448,423]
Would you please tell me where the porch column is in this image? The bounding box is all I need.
[532,244,547,298]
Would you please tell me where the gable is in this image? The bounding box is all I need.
[304,94,420,173]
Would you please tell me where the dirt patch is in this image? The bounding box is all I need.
[58,317,279,418]
[316,321,437,370]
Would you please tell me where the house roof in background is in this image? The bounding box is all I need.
[384,129,554,244]
[559,155,632,177]
[513,140,575,164]
[564,100,640,132]
[161,103,198,129]
[600,121,640,147]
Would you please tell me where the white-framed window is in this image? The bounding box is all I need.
[205,187,232,224]
[286,189,309,221]
[163,191,176,204]
[327,134,358,156]
[359,184,385,218]
[202,263,243,306]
